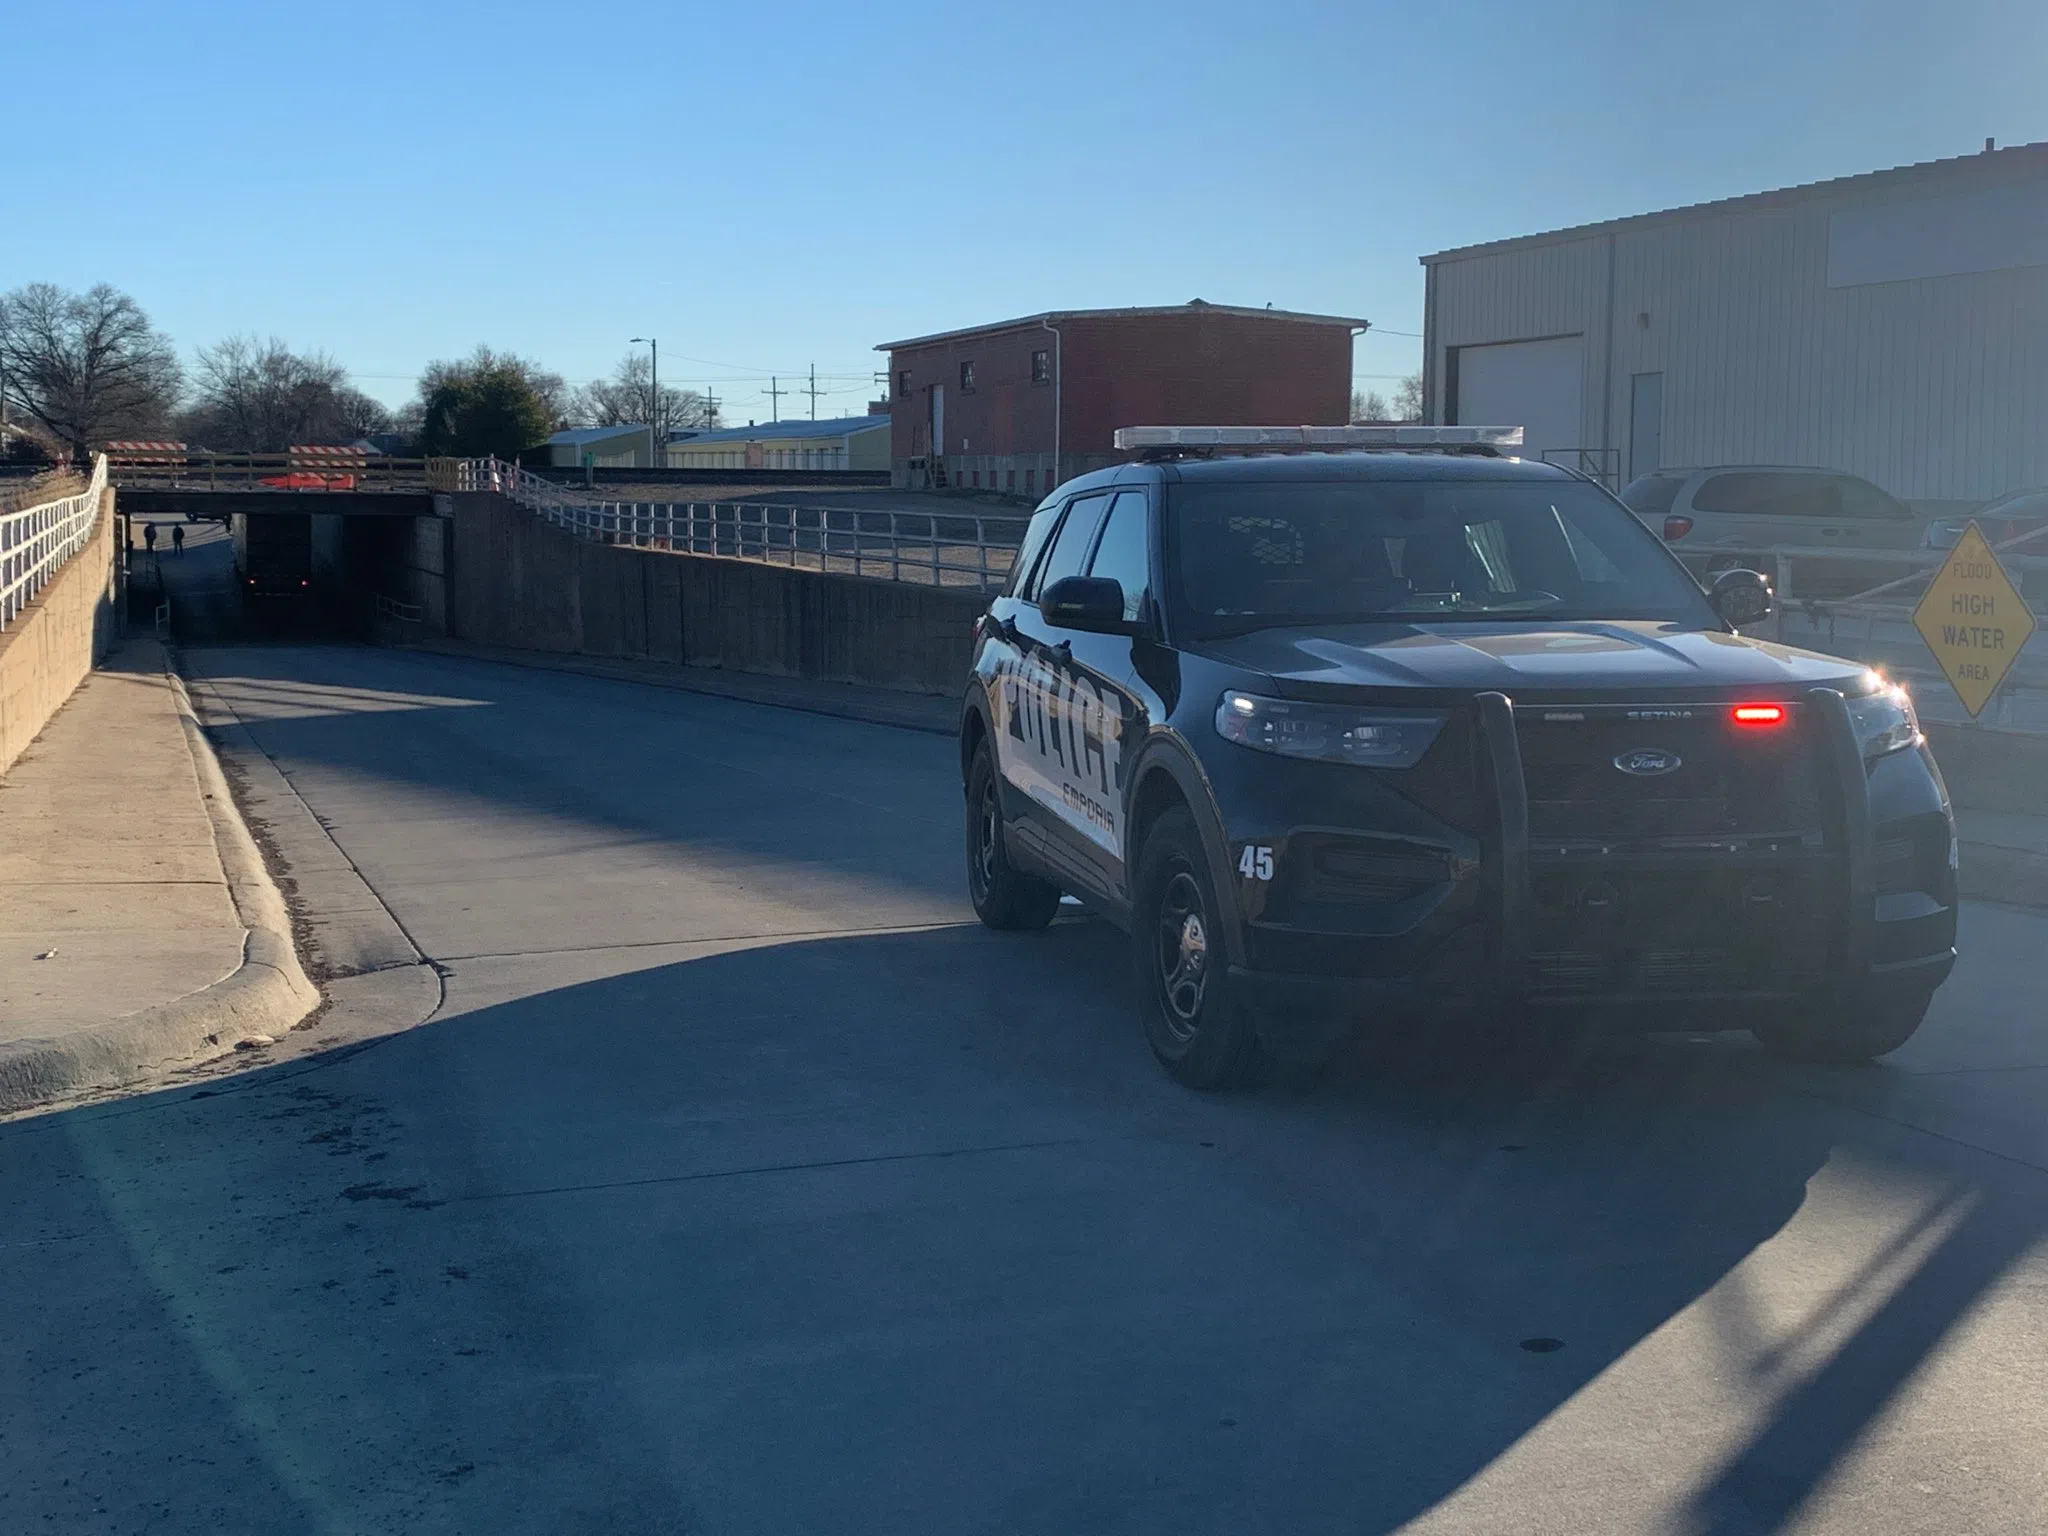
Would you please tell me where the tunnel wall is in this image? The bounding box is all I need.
[445,491,985,693]
[0,490,121,776]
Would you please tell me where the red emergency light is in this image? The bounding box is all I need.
[1731,704,1787,727]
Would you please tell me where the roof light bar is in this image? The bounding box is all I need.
[1112,424,1525,451]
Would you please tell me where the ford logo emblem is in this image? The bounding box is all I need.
[1615,747,1683,777]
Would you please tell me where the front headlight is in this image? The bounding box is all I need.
[1846,679,1921,760]
[1215,691,1448,769]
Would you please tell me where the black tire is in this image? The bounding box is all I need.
[964,742,1061,931]
[1131,806,1266,1090]
[1751,989,1933,1063]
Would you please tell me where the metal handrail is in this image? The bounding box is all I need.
[456,456,1025,592]
[0,454,106,631]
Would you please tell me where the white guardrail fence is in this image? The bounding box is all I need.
[0,455,107,632]
[457,457,1025,592]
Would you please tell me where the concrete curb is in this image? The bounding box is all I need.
[0,666,319,1112]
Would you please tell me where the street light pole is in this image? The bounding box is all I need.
[631,336,659,467]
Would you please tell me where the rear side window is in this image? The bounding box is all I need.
[1620,475,1684,517]
[1693,472,1841,519]
[1028,493,1111,602]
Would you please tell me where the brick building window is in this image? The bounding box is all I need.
[959,360,976,393]
[897,370,910,398]
[1031,349,1051,385]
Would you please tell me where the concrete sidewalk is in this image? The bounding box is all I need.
[0,640,315,1111]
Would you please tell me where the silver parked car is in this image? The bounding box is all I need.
[1620,466,1923,570]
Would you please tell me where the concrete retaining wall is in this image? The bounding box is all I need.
[446,491,986,693]
[0,491,121,775]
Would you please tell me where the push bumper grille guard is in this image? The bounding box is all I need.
[1473,686,1878,1002]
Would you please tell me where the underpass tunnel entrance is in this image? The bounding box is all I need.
[140,503,448,645]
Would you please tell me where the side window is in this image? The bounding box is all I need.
[1085,490,1151,622]
[1837,477,1910,520]
[1695,472,1839,519]
[1620,475,1684,517]
[1692,472,1776,515]
[1029,493,1110,603]
[1006,505,1062,598]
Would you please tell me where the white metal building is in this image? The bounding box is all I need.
[1420,141,2048,514]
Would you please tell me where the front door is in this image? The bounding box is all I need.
[1002,488,1153,899]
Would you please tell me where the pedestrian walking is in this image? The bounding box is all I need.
[143,522,157,551]
[171,523,185,556]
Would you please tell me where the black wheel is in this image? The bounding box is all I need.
[1131,807,1265,1089]
[964,742,1061,931]
[1751,989,1933,1063]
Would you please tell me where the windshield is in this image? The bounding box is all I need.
[1167,477,1717,637]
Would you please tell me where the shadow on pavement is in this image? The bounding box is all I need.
[3,918,2039,1533]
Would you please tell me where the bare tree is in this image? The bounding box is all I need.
[333,386,394,441]
[182,335,357,450]
[572,352,712,441]
[1351,388,1391,422]
[1393,372,1423,423]
[0,283,183,458]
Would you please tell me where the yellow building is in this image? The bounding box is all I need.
[665,415,890,472]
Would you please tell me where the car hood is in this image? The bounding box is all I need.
[1194,621,1870,697]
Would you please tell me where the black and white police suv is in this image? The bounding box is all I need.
[959,425,1957,1088]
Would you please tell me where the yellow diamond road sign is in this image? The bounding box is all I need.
[1912,521,2037,717]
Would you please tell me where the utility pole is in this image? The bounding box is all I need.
[806,363,820,420]
[767,376,784,422]
[703,385,719,430]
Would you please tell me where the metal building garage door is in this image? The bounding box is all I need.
[1452,336,1585,465]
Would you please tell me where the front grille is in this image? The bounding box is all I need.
[1516,703,1826,844]
[1527,865,1834,997]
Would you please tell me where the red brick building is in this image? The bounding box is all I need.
[876,301,1366,494]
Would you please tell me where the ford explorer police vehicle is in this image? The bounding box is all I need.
[959,426,1956,1088]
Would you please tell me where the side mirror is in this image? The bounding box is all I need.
[1709,567,1774,628]
[1040,575,1131,634]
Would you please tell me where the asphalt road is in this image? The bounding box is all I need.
[3,643,2046,1534]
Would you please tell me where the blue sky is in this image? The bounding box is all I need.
[8,0,2045,420]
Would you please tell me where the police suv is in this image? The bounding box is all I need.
[959,426,1957,1088]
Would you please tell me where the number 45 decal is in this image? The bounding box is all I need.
[1238,844,1274,881]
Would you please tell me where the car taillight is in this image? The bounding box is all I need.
[1731,703,1786,728]
[1664,515,1693,541]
